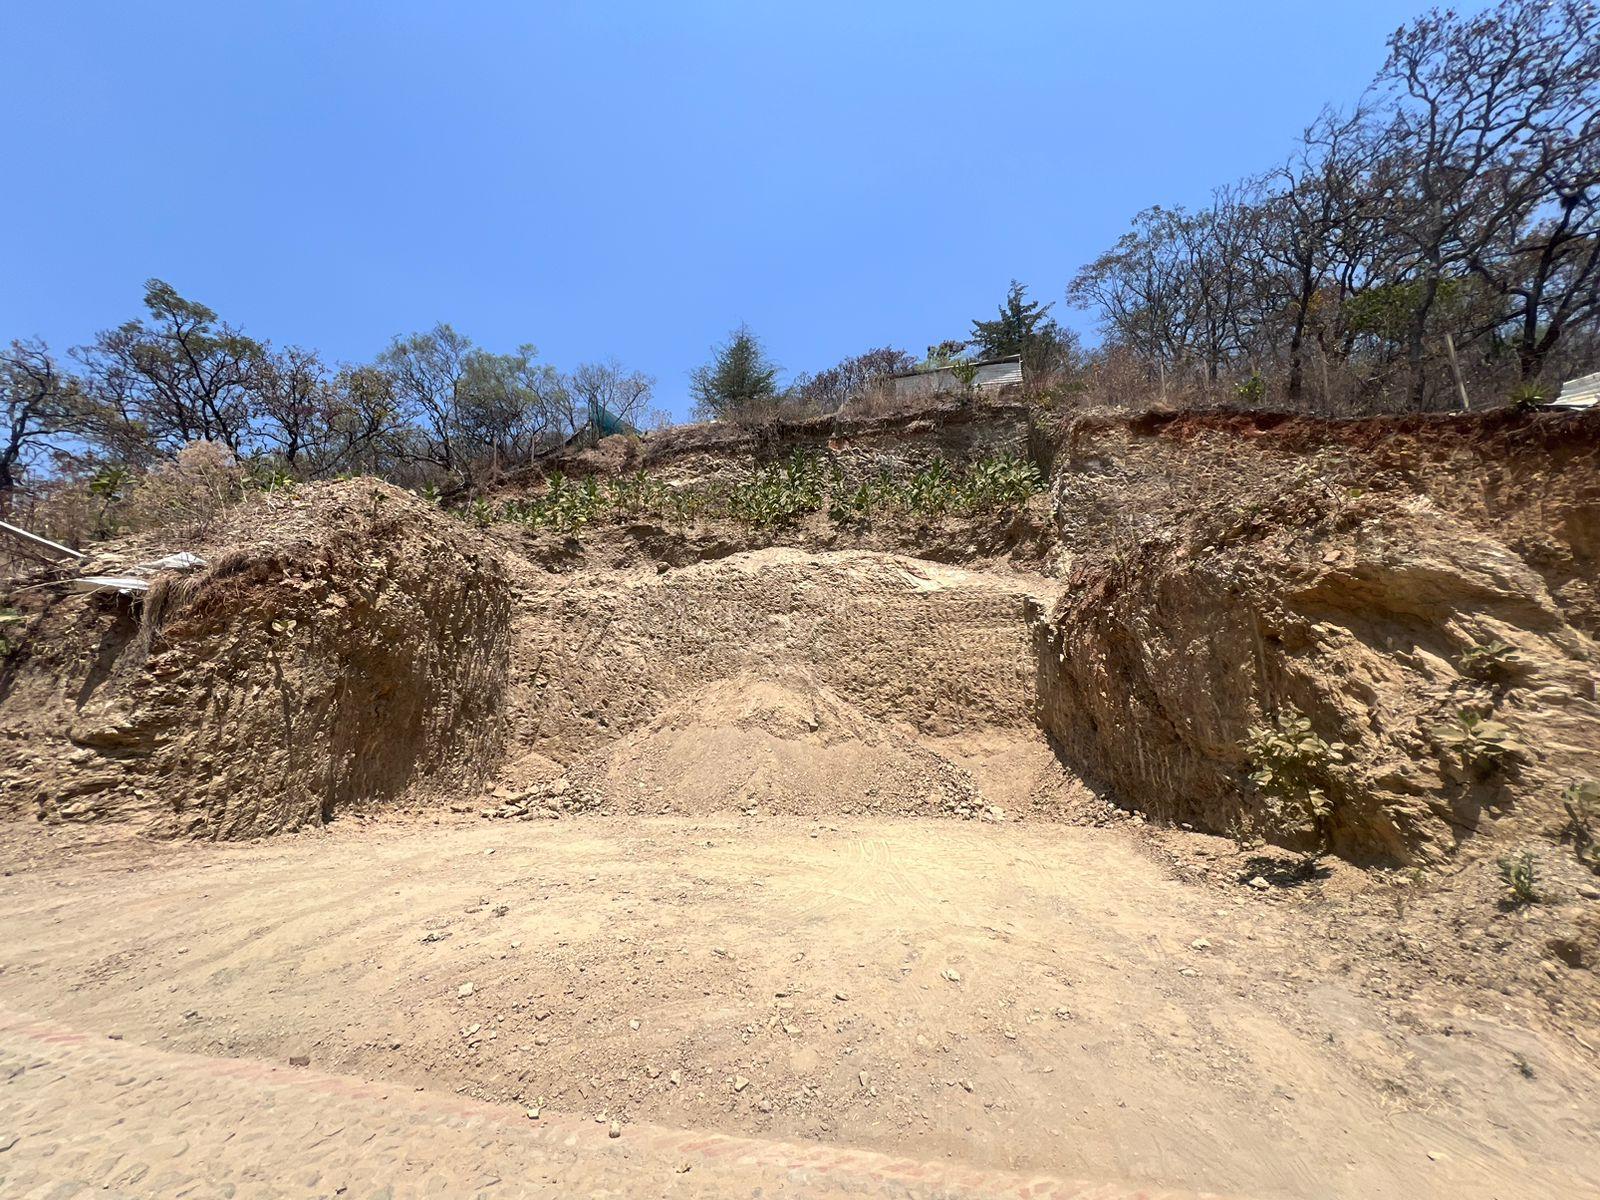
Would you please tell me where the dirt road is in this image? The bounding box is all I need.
[2,814,1596,1199]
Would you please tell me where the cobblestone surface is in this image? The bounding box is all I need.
[0,1006,1223,1199]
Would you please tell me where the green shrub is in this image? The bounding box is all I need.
[1497,851,1540,905]
[1561,779,1600,873]
[1458,639,1520,683]
[1242,705,1347,865]
[1433,710,1525,772]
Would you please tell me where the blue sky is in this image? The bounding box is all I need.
[3,1,1424,420]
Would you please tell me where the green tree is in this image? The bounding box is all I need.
[76,279,265,459]
[689,324,779,421]
[969,280,1079,379]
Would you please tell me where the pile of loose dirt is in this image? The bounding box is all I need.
[552,671,993,818]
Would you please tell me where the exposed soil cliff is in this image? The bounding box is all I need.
[1038,410,1600,864]
[0,483,512,838]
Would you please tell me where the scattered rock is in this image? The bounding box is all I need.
[733,1075,750,1093]
[288,1055,311,1068]
[457,982,476,997]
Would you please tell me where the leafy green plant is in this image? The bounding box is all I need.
[468,498,495,528]
[1458,639,1520,683]
[1497,851,1540,905]
[1509,382,1548,412]
[1242,705,1347,867]
[418,483,441,505]
[949,361,979,392]
[246,464,297,496]
[1235,373,1266,405]
[1433,709,1524,772]
[1561,779,1600,873]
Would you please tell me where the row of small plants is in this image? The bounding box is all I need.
[1240,636,1597,904]
[478,452,1043,533]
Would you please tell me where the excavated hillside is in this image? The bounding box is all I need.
[5,402,1594,868]
[3,402,1600,1199]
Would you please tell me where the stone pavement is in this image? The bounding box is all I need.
[0,1005,1230,1200]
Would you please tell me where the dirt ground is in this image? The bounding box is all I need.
[3,811,1597,1200]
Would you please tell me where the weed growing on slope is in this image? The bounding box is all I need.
[490,452,1042,534]
[1433,709,1525,774]
[1497,851,1541,906]
[1242,705,1347,871]
[1561,780,1600,873]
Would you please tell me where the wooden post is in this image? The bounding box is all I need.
[1443,333,1470,411]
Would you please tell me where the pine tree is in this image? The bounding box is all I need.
[689,324,780,421]
[968,281,1075,378]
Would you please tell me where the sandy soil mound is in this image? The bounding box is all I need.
[551,671,992,818]
[505,548,1054,768]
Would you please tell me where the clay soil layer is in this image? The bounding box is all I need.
[2,814,1596,1200]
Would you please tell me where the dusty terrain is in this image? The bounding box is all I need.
[4,813,1597,1200]
[2,404,1598,1198]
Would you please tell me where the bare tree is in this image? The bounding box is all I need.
[1,339,85,498]
[788,347,915,412]
[1376,0,1600,401]
[566,359,657,433]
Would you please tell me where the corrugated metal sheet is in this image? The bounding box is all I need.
[1551,371,1600,411]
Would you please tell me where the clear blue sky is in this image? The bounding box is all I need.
[3,1,1424,420]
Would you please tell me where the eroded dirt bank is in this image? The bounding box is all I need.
[1039,410,1600,865]
[0,486,512,838]
[1,407,1598,1198]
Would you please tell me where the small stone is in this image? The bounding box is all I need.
[608,1119,621,1138]
[525,1107,540,1120]
[834,991,849,1002]
[1248,876,1271,891]
[458,982,475,997]
[1190,938,1211,951]
[941,968,961,983]
[733,1075,750,1093]
[676,1161,692,1174]
[288,1055,311,1067]
[629,1019,640,1031]
[669,1070,681,1087]
[858,1070,869,1087]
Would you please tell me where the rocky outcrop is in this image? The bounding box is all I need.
[1037,410,1600,864]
